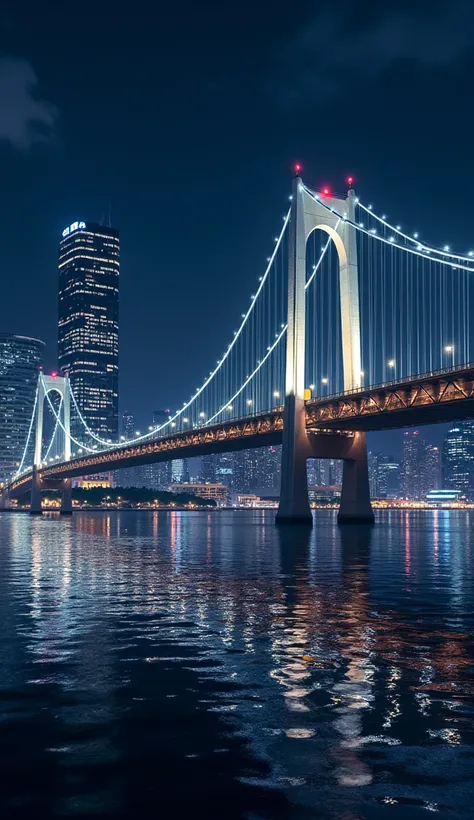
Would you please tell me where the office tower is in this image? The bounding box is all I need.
[0,334,44,483]
[423,444,441,494]
[370,453,401,498]
[122,411,135,441]
[442,423,474,495]
[402,432,440,500]
[307,458,323,486]
[117,411,140,488]
[171,458,190,484]
[216,453,233,491]
[402,431,425,499]
[231,447,281,494]
[201,454,217,483]
[58,220,119,443]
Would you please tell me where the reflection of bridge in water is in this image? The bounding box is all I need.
[10,510,473,805]
[3,173,474,524]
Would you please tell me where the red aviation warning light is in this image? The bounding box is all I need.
[322,187,331,196]
[50,371,58,378]
[294,162,302,175]
[347,175,354,187]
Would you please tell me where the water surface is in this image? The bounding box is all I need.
[1,509,474,818]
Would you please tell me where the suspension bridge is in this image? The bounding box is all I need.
[2,171,474,524]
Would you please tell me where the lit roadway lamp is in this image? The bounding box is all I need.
[321,377,328,394]
[387,359,396,380]
[445,345,455,367]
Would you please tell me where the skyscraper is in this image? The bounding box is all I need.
[402,431,425,499]
[0,334,44,483]
[442,424,474,495]
[402,432,441,500]
[58,220,119,442]
[423,444,441,494]
[369,453,401,498]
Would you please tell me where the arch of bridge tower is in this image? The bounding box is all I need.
[34,374,71,468]
[301,186,362,392]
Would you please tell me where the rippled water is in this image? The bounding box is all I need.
[1,509,474,818]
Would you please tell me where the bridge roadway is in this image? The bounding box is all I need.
[6,362,474,497]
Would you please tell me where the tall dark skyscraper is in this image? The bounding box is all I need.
[0,334,45,483]
[58,220,119,441]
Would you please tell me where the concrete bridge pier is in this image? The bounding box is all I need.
[60,478,73,515]
[276,174,313,526]
[338,432,374,525]
[276,394,312,525]
[0,491,11,510]
[30,468,43,515]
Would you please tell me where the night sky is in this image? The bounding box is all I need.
[1,0,474,455]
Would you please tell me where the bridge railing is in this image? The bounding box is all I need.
[308,361,474,405]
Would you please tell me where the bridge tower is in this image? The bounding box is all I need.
[31,374,73,515]
[276,175,373,525]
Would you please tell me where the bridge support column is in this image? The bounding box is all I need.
[277,174,312,526]
[60,478,73,515]
[338,432,374,524]
[0,491,11,510]
[276,395,312,525]
[30,468,43,515]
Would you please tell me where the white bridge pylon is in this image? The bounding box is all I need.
[286,178,361,401]
[34,374,71,468]
[277,174,368,525]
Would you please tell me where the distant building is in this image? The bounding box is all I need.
[369,453,401,498]
[58,220,119,443]
[0,334,45,483]
[442,423,474,495]
[402,431,426,499]
[170,482,227,505]
[171,458,190,484]
[423,444,441,494]
[201,454,216,483]
[117,411,141,487]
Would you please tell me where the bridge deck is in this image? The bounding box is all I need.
[6,363,474,496]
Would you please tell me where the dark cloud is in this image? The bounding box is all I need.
[0,57,58,149]
[274,0,474,104]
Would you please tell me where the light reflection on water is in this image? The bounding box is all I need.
[1,509,474,818]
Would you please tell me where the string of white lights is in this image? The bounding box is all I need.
[42,377,96,453]
[357,201,474,263]
[15,379,39,475]
[205,233,334,424]
[303,186,474,273]
[67,207,292,449]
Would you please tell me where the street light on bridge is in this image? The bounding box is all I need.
[387,359,396,380]
[444,345,455,366]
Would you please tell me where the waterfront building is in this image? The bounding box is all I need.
[402,431,426,499]
[369,453,401,498]
[58,220,119,442]
[171,459,190,484]
[201,454,217,483]
[442,423,474,495]
[424,444,441,494]
[0,334,45,483]
[170,482,227,505]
